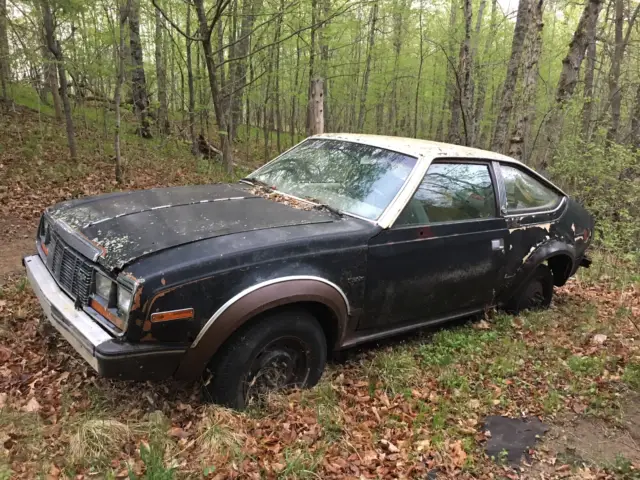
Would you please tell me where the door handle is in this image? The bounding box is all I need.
[491,239,505,252]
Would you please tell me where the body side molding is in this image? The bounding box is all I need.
[175,276,350,380]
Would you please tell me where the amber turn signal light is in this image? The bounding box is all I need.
[150,308,194,323]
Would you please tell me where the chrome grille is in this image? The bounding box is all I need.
[48,233,93,305]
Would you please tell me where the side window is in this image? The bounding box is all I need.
[395,163,496,226]
[500,164,561,212]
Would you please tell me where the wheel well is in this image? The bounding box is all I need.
[546,254,573,286]
[244,301,340,352]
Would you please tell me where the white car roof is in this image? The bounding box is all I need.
[311,133,518,164]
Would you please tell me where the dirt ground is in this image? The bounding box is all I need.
[0,216,37,283]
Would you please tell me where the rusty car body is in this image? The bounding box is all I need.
[24,134,594,408]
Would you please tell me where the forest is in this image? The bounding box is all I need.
[0,0,640,478]
[1,0,639,254]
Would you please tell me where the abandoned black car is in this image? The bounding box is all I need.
[25,134,594,408]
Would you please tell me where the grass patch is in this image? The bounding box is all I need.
[69,419,133,467]
[278,447,324,479]
[567,355,606,377]
[622,363,640,390]
[365,347,418,395]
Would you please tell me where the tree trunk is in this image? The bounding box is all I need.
[274,0,283,151]
[0,0,9,99]
[387,0,407,135]
[472,0,497,147]
[155,5,170,135]
[44,48,63,120]
[319,0,331,131]
[509,0,544,162]
[129,0,152,138]
[291,34,301,145]
[414,2,425,138]
[115,1,128,184]
[229,0,262,141]
[309,78,324,135]
[491,0,530,153]
[42,0,77,161]
[193,0,234,173]
[580,20,597,141]
[186,5,197,155]
[306,0,317,135]
[438,0,457,142]
[449,0,473,145]
[357,0,378,132]
[605,0,640,143]
[541,0,603,166]
[629,82,640,150]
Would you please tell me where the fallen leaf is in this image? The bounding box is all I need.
[591,334,607,345]
[474,320,491,330]
[22,397,40,413]
[168,426,189,439]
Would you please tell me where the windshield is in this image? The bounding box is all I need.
[247,139,417,220]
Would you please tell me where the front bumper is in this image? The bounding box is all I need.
[24,255,186,380]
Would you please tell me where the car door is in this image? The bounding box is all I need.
[361,160,509,330]
[495,162,566,279]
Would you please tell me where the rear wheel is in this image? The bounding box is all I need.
[506,264,554,314]
[202,308,327,409]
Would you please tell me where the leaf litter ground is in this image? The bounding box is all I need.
[1,104,640,479]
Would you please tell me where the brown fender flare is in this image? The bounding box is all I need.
[174,277,350,380]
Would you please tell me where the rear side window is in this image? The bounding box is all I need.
[395,162,496,226]
[500,164,561,212]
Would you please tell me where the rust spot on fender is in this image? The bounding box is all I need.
[161,277,166,285]
[131,285,143,311]
[143,320,152,332]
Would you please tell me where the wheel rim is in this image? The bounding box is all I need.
[526,279,546,309]
[244,337,310,403]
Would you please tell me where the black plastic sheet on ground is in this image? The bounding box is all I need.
[483,416,549,466]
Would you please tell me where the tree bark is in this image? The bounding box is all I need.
[155,5,170,135]
[491,0,530,153]
[472,0,497,148]
[606,0,623,144]
[42,0,77,161]
[580,19,597,141]
[193,0,234,173]
[186,4,197,155]
[115,0,128,184]
[509,0,544,162]
[44,48,63,120]
[309,78,324,135]
[357,0,378,132]
[387,0,407,135]
[414,2,425,138]
[129,0,152,138]
[229,0,262,141]
[630,82,640,150]
[605,0,640,143]
[0,0,9,99]
[437,0,458,141]
[541,0,603,166]
[449,0,473,145]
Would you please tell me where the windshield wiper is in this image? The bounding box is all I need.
[240,177,273,189]
[302,196,343,217]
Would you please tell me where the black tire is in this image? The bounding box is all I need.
[505,264,554,314]
[202,308,327,410]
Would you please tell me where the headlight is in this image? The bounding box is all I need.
[95,273,114,300]
[117,287,132,314]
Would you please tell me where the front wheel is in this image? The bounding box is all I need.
[505,264,554,314]
[202,308,327,409]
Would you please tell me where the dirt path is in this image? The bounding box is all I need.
[0,216,37,284]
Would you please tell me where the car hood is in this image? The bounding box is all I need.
[46,184,333,271]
